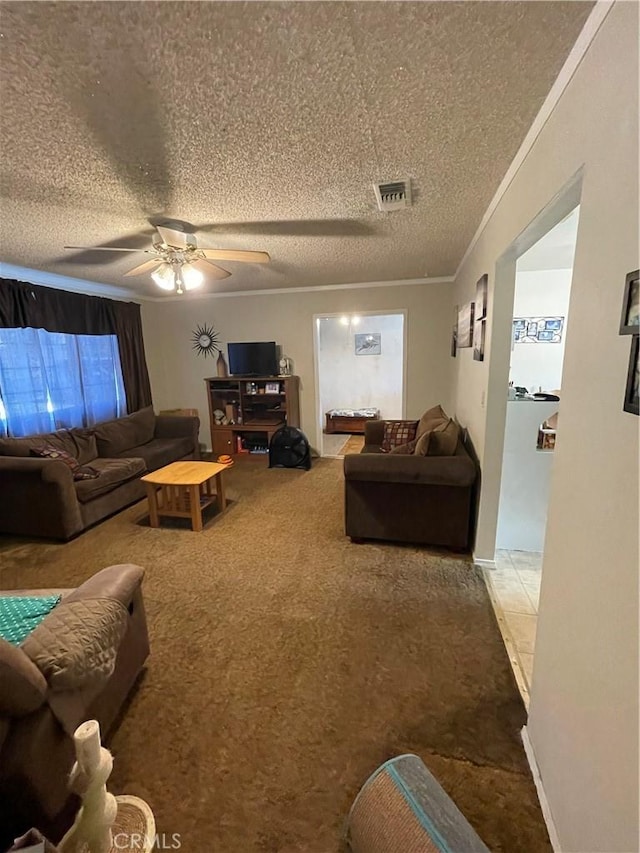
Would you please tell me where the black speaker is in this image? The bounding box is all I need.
[269,426,312,470]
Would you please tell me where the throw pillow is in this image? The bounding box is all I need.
[428,418,460,456]
[416,404,448,438]
[31,445,79,472]
[414,418,461,456]
[414,431,432,456]
[381,421,418,452]
[30,446,100,480]
[389,438,418,455]
[73,465,100,481]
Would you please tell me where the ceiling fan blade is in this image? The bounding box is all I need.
[56,229,156,265]
[63,246,151,253]
[200,248,270,264]
[124,259,162,277]
[156,225,196,250]
[193,259,231,280]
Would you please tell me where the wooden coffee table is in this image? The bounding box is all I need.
[141,460,233,532]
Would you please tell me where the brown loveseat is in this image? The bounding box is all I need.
[0,407,199,540]
[344,406,477,549]
[0,564,149,847]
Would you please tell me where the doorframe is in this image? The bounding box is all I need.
[312,309,408,457]
[474,169,584,562]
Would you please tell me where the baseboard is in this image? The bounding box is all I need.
[472,554,496,568]
[521,726,562,852]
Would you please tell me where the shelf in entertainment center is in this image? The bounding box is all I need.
[205,375,300,458]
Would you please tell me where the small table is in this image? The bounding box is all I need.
[141,461,232,532]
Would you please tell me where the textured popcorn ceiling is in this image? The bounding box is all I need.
[0,1,593,297]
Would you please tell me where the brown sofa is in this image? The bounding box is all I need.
[0,564,149,847]
[344,412,477,549]
[0,407,200,540]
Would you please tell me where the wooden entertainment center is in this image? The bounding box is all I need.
[205,375,300,456]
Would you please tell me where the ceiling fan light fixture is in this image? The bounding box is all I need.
[181,262,204,290]
[151,263,175,291]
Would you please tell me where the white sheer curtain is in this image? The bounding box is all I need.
[0,328,127,437]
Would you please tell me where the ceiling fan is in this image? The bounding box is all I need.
[64,225,270,294]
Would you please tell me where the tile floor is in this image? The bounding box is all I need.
[322,433,351,456]
[482,550,542,709]
[322,433,365,456]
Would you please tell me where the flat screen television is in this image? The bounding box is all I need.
[227,341,278,376]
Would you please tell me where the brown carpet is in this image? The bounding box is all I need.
[338,434,365,455]
[0,458,550,852]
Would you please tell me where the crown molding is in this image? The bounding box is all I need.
[0,262,138,302]
[0,264,453,303]
[145,276,454,303]
[454,0,615,280]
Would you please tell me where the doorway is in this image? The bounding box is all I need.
[313,311,406,458]
[486,205,580,704]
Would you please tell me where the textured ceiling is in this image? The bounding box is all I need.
[0,1,594,298]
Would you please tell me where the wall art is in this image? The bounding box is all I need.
[191,323,220,358]
[513,316,564,344]
[475,274,488,320]
[473,319,485,361]
[619,269,639,335]
[355,333,381,355]
[623,335,639,415]
[457,302,474,348]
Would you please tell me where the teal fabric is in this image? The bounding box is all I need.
[0,595,61,645]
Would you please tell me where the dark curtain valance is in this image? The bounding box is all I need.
[0,278,152,412]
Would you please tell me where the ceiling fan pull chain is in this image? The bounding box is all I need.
[175,266,184,295]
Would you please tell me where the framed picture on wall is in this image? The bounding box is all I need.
[475,274,488,320]
[623,335,639,415]
[514,316,564,343]
[457,302,474,348]
[451,305,458,357]
[620,269,640,335]
[354,333,381,355]
[473,319,485,361]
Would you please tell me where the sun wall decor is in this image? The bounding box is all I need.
[191,324,220,358]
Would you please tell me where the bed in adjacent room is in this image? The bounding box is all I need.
[325,408,380,434]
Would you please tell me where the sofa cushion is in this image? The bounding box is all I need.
[389,438,418,455]
[117,436,194,470]
[67,430,98,465]
[416,404,449,438]
[0,637,47,716]
[381,421,419,453]
[94,406,155,457]
[74,457,146,503]
[0,428,97,464]
[415,418,460,457]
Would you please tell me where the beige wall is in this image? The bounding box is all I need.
[141,281,453,452]
[451,4,639,851]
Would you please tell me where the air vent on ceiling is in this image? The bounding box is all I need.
[373,178,412,212]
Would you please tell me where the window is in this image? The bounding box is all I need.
[0,328,126,437]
